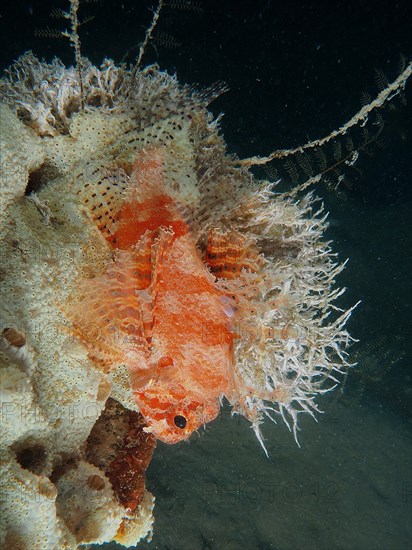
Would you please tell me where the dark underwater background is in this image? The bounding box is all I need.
[1,1,411,549]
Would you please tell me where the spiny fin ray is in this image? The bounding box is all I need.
[205,228,265,279]
[63,228,174,371]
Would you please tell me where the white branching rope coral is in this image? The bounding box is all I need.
[237,61,412,168]
[133,0,164,75]
[62,0,84,109]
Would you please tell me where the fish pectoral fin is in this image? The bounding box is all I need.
[62,239,157,371]
[62,223,174,370]
[205,228,265,279]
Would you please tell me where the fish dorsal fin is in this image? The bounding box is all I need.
[106,147,190,248]
[73,145,195,249]
[72,160,131,241]
[136,226,175,340]
[63,228,172,371]
[205,228,265,279]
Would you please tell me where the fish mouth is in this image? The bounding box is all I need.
[143,420,192,444]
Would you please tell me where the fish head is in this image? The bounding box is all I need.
[133,382,221,444]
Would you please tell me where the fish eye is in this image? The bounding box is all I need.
[174,415,187,429]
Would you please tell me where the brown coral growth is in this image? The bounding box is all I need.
[86,398,156,511]
[107,413,156,511]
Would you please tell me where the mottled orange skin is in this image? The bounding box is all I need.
[130,230,236,443]
[77,147,236,444]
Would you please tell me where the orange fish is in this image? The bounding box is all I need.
[66,146,262,443]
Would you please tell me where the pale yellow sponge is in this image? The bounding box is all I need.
[0,104,45,233]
